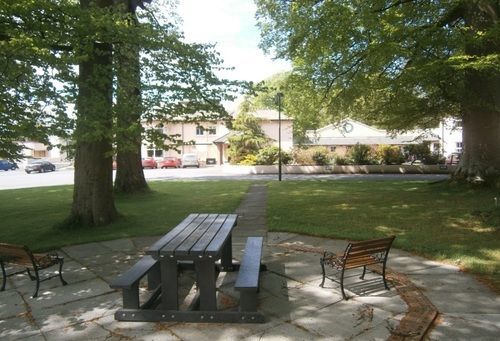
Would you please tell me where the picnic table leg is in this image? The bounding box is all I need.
[160,258,178,310]
[195,258,217,311]
[220,234,233,271]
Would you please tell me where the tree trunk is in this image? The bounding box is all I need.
[68,0,118,226]
[453,1,500,186]
[113,9,149,194]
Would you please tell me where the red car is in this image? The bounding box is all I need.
[158,157,181,169]
[141,158,158,169]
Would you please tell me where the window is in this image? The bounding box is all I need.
[147,149,163,158]
[330,146,336,152]
[196,126,204,135]
[207,126,217,135]
[456,142,463,152]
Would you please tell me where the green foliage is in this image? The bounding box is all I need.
[312,149,331,166]
[347,144,374,165]
[292,146,332,165]
[334,155,350,166]
[255,0,500,182]
[403,142,443,164]
[0,0,241,160]
[255,146,292,165]
[228,112,269,164]
[239,154,258,165]
[376,145,405,165]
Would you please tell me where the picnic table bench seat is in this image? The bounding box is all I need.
[110,255,160,309]
[320,236,395,300]
[235,236,264,314]
[0,242,67,298]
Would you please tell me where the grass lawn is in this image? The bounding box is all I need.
[267,180,500,292]
[0,181,251,251]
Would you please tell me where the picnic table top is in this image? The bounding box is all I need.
[146,213,237,259]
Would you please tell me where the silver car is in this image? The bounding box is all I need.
[181,154,199,168]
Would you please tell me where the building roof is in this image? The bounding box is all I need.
[305,136,425,146]
[305,119,439,146]
[212,131,236,144]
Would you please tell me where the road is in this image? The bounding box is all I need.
[0,166,449,190]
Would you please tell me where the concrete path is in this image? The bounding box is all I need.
[1,185,499,340]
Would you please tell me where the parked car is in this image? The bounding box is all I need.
[181,153,199,168]
[158,157,181,169]
[141,158,157,169]
[0,160,18,171]
[25,160,56,173]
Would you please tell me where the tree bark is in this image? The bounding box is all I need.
[453,1,500,186]
[68,0,118,226]
[113,8,149,194]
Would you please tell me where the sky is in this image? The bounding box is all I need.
[177,0,290,108]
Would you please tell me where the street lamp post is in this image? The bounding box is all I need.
[276,92,284,181]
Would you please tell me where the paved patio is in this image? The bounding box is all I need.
[1,232,499,340]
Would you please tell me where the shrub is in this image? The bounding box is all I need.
[312,149,330,165]
[254,146,292,165]
[334,155,350,165]
[347,143,375,165]
[239,154,258,165]
[293,147,332,165]
[403,142,444,164]
[255,146,278,165]
[376,145,405,165]
[281,151,293,165]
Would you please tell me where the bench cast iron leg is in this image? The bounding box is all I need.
[319,258,326,288]
[1,261,6,291]
[33,267,40,298]
[382,263,390,290]
[340,268,348,300]
[58,260,68,286]
[360,265,366,279]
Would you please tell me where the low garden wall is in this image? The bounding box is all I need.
[245,164,456,174]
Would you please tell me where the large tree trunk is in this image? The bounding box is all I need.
[114,9,149,194]
[68,0,118,226]
[453,1,500,186]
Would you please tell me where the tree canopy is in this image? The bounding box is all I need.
[255,0,500,184]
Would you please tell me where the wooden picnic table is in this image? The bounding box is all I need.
[147,213,237,312]
[111,213,265,323]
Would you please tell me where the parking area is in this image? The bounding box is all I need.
[0,166,450,190]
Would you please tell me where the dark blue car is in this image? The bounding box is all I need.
[0,160,19,171]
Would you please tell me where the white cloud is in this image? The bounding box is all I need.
[177,0,290,83]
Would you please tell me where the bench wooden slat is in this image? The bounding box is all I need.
[190,214,228,254]
[235,237,263,290]
[175,214,219,255]
[147,214,199,257]
[206,214,237,256]
[160,214,209,255]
